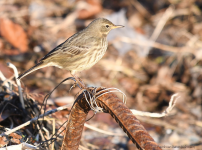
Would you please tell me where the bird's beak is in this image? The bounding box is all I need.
[111,25,124,29]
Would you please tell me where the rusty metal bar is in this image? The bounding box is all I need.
[61,88,162,150]
[61,93,90,150]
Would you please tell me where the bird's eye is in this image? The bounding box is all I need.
[106,25,109,28]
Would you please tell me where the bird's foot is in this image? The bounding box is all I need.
[72,74,88,90]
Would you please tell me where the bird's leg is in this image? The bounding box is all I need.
[71,74,87,89]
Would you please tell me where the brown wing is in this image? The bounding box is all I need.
[40,35,97,61]
[40,41,65,61]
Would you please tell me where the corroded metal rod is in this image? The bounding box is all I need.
[61,88,162,150]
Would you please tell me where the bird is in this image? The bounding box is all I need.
[18,18,124,87]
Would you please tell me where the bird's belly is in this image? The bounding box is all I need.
[74,47,107,71]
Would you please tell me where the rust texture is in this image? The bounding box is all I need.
[61,93,90,150]
[95,90,162,150]
[61,88,162,150]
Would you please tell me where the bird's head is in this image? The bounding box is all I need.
[87,18,124,36]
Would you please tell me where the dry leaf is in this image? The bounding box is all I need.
[77,0,102,19]
[0,18,28,53]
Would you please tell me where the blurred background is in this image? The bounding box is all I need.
[0,0,202,149]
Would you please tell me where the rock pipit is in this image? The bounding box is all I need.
[18,18,124,88]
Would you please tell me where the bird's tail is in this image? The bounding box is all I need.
[18,61,46,80]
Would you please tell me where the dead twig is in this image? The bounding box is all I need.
[7,62,25,109]
[131,93,179,117]
[143,5,174,55]
[119,36,194,53]
[0,70,9,88]
[84,123,125,136]
[0,142,39,150]
[1,104,71,136]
